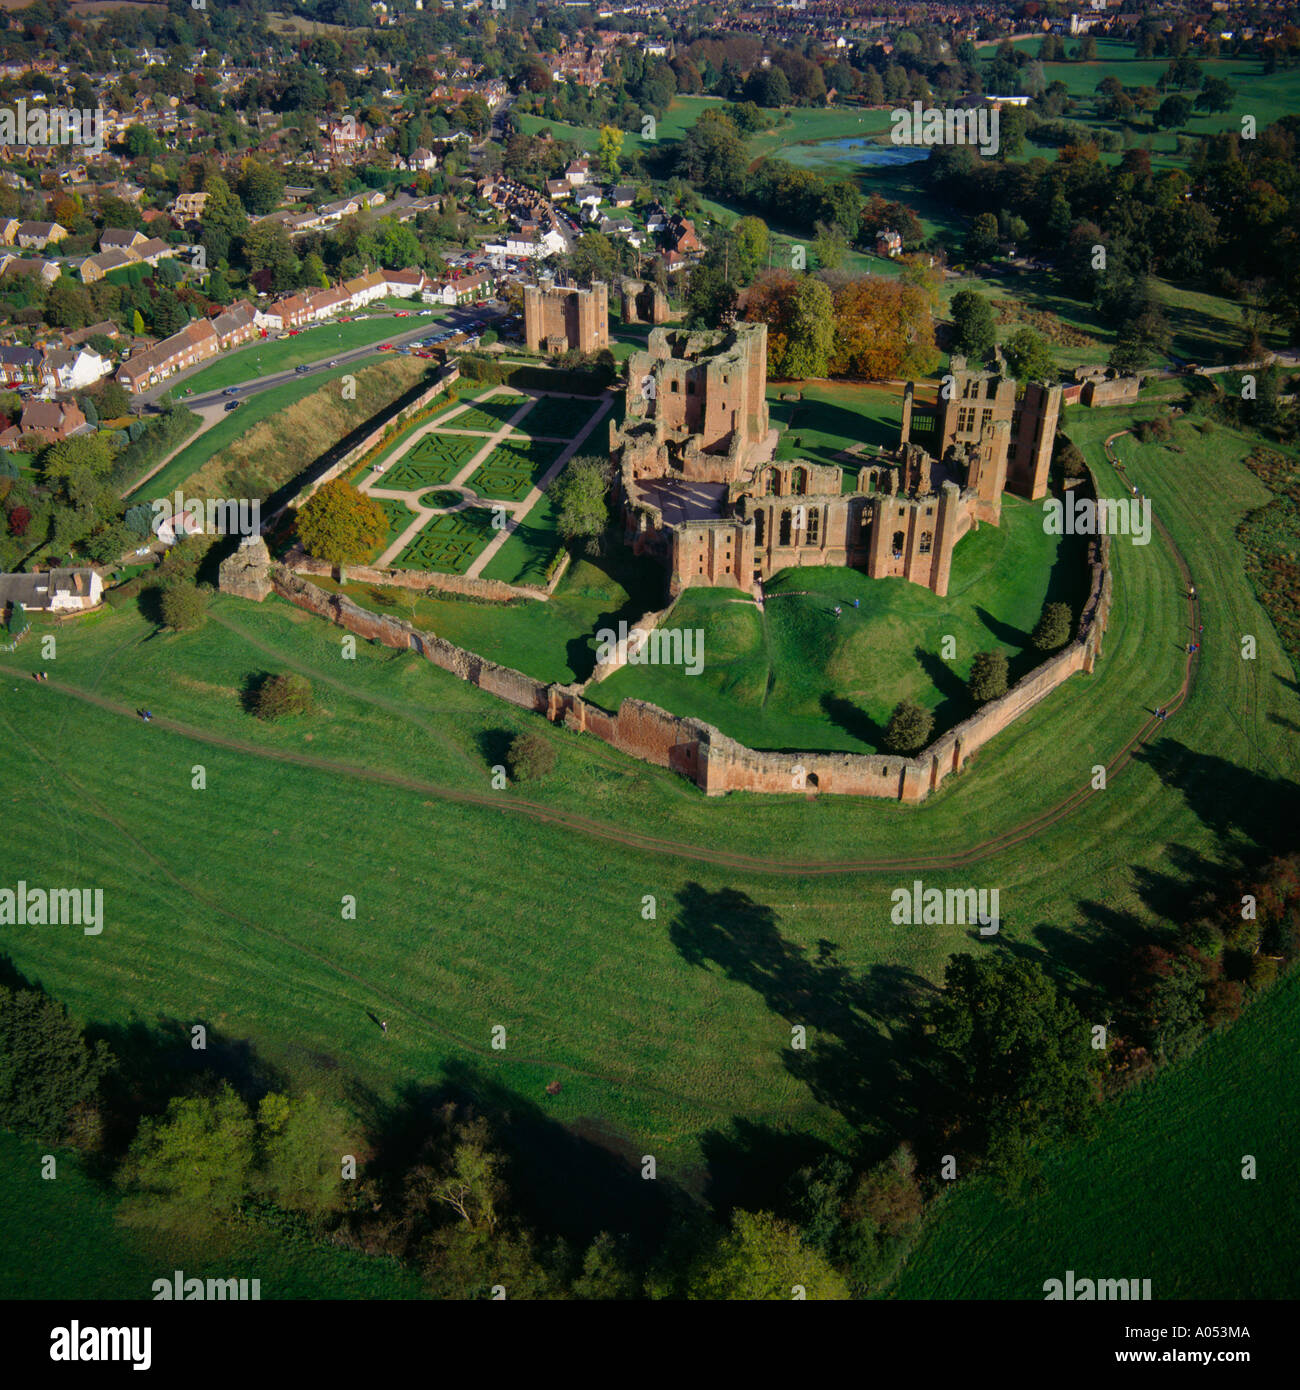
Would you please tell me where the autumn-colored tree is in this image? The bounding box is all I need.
[829,278,937,379]
[296,478,386,565]
[744,272,834,379]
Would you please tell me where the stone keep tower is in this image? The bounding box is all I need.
[620,323,769,469]
[523,281,610,355]
[218,534,273,602]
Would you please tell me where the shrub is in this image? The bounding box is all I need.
[254,672,313,721]
[883,700,934,754]
[968,650,1009,703]
[506,730,556,781]
[1030,601,1073,651]
[159,581,208,631]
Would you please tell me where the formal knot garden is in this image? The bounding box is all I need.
[349,385,612,581]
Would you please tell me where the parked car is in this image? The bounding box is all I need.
[378,343,394,351]
[224,400,240,411]
[294,364,310,374]
[328,359,339,367]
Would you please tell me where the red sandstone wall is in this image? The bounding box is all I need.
[265,471,1113,803]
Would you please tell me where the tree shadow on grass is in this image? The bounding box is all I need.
[975,603,1029,649]
[819,693,885,748]
[345,1062,681,1257]
[1133,739,1300,856]
[475,727,515,770]
[668,885,939,1172]
[913,644,971,729]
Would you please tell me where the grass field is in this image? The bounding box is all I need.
[480,487,564,586]
[317,546,663,683]
[2,399,1298,1288]
[895,966,1300,1300]
[768,382,906,467]
[174,314,444,397]
[590,494,1087,752]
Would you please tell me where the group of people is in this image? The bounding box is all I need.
[30,671,48,682]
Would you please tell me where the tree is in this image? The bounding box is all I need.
[813,222,847,271]
[968,650,1009,702]
[253,673,313,720]
[236,159,285,216]
[676,111,749,197]
[949,289,997,363]
[597,124,624,182]
[1001,327,1057,384]
[1030,600,1073,651]
[1194,76,1235,114]
[685,263,737,329]
[256,1092,350,1216]
[159,581,209,631]
[296,478,385,565]
[883,700,934,753]
[552,454,610,550]
[746,273,834,379]
[505,731,556,782]
[964,211,999,264]
[0,986,113,1141]
[925,953,1099,1180]
[1155,93,1193,130]
[686,1210,850,1300]
[117,1084,256,1218]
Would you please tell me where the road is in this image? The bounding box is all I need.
[137,300,512,412]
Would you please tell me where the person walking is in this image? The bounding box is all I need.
[380,1020,388,1036]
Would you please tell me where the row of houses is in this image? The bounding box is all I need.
[115,265,438,393]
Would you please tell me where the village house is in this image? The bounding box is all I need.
[0,398,89,445]
[0,567,102,614]
[15,221,68,250]
[116,318,219,393]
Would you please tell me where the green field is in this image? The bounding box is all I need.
[769,382,906,468]
[895,967,1300,1300]
[480,487,564,587]
[590,494,1087,752]
[3,398,1298,1292]
[174,314,442,397]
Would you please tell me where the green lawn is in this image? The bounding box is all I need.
[479,487,564,587]
[317,546,664,684]
[590,494,1088,753]
[769,381,906,468]
[1,399,1297,1280]
[393,506,496,574]
[174,314,444,397]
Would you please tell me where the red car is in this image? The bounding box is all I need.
[378,343,394,351]
[394,311,411,318]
